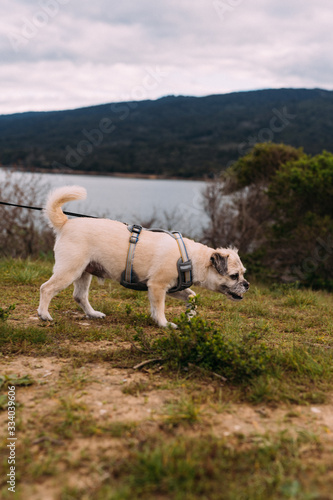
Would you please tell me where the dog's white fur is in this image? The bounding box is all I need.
[38,186,249,327]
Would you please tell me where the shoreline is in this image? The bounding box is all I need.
[1,165,208,182]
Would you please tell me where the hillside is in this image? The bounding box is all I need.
[0,88,333,177]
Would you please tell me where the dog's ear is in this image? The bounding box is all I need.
[210,253,229,275]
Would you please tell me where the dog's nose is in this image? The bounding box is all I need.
[243,280,250,290]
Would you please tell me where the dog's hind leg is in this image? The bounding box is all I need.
[73,272,106,319]
[38,269,83,321]
[168,288,197,319]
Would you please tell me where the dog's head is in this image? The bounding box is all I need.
[208,247,249,301]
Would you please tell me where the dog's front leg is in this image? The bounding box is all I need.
[168,288,197,319]
[148,283,176,328]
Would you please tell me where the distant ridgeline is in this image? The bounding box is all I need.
[0,88,332,178]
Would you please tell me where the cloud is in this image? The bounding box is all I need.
[0,0,332,113]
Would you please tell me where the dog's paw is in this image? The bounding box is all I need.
[86,311,106,319]
[167,322,178,329]
[37,311,53,321]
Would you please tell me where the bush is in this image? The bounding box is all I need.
[137,315,272,383]
[267,152,333,287]
[0,169,53,257]
[201,143,333,289]
[202,143,305,255]
[268,151,333,220]
[229,142,305,187]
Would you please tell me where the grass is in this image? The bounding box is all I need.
[0,257,51,284]
[0,257,332,401]
[99,431,325,500]
[0,256,332,499]
[39,431,330,500]
[162,396,202,427]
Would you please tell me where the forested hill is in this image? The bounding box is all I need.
[0,88,332,178]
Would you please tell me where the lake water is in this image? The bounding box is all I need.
[0,170,209,237]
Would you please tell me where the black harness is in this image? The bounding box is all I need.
[120,224,193,293]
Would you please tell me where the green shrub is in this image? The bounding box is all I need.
[138,315,272,383]
[268,151,333,220]
[0,304,15,321]
[203,143,333,290]
[229,142,305,187]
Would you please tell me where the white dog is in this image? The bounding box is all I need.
[38,186,249,327]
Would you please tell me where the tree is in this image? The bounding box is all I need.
[201,143,333,289]
[267,152,333,288]
[226,142,305,188]
[202,143,304,253]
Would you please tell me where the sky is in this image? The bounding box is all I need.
[0,0,332,114]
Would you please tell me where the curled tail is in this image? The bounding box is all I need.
[44,185,87,231]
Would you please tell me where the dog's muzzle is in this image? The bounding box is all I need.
[220,280,249,301]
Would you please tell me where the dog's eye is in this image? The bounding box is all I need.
[230,273,239,280]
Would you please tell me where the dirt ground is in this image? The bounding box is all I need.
[1,353,333,500]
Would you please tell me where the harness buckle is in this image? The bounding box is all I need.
[178,260,192,274]
[168,258,193,293]
[129,224,142,244]
[130,224,142,234]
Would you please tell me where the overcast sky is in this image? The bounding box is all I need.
[1,0,332,114]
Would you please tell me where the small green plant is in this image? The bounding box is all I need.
[0,304,15,321]
[122,380,151,396]
[106,421,137,438]
[49,398,95,439]
[0,373,34,389]
[186,294,200,317]
[163,397,202,427]
[137,315,272,383]
[125,304,132,316]
[0,374,34,410]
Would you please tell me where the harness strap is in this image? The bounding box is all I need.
[172,232,192,285]
[124,224,142,283]
[120,225,193,293]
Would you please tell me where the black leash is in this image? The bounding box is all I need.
[0,200,98,218]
